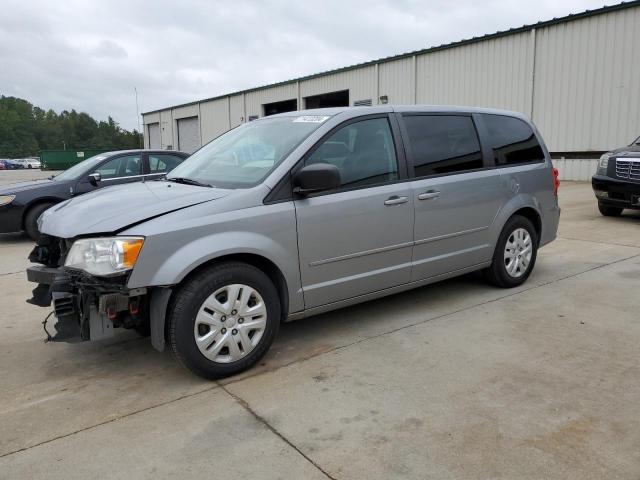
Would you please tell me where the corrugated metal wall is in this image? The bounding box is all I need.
[416,31,534,114]
[159,110,173,150]
[299,65,377,106]
[200,98,230,143]
[143,4,640,159]
[533,7,640,152]
[378,57,414,104]
[245,83,298,118]
[229,94,245,128]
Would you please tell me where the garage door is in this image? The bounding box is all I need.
[177,117,201,153]
[147,123,160,149]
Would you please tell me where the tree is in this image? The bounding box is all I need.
[0,95,142,158]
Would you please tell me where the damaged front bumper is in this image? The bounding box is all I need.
[26,263,148,344]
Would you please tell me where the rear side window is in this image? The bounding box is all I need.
[95,155,141,179]
[482,115,545,166]
[148,154,183,173]
[403,115,483,177]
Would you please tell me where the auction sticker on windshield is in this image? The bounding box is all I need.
[293,115,330,123]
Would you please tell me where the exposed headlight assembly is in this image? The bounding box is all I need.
[65,237,144,276]
[0,195,16,206]
[596,153,610,175]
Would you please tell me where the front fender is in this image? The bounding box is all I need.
[138,231,293,285]
[125,202,303,313]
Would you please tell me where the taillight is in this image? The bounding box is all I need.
[552,167,560,197]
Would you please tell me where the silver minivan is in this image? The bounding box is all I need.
[27,106,560,378]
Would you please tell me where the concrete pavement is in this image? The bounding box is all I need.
[0,179,639,479]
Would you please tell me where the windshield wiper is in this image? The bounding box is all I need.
[166,177,212,188]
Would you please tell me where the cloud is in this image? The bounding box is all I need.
[0,0,608,130]
[91,40,128,59]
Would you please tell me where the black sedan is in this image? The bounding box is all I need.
[0,160,24,170]
[0,149,188,239]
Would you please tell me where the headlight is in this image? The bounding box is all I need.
[65,237,144,276]
[0,195,16,206]
[596,153,610,175]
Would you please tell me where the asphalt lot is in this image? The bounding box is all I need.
[1,170,639,479]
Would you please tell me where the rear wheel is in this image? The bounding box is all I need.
[598,203,623,217]
[168,262,280,379]
[24,202,55,241]
[484,215,538,288]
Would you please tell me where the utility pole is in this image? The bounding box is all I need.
[134,87,143,148]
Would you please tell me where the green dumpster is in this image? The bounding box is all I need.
[39,149,111,171]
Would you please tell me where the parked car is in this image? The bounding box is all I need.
[0,160,6,170]
[0,149,188,239]
[11,158,42,169]
[592,135,640,216]
[1,159,25,169]
[26,106,560,379]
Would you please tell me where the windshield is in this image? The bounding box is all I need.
[167,116,328,188]
[633,135,640,146]
[53,154,109,181]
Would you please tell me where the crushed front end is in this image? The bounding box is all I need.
[27,234,150,343]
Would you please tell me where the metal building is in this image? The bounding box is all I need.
[142,1,640,178]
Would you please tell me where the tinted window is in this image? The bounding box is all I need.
[483,115,544,166]
[95,155,141,179]
[403,115,483,177]
[306,118,398,189]
[148,154,183,173]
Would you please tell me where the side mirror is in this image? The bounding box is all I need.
[88,172,101,186]
[293,163,341,196]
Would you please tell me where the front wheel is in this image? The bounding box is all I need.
[24,202,55,241]
[168,262,281,379]
[484,215,538,288]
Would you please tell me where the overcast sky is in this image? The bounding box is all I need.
[1,0,609,130]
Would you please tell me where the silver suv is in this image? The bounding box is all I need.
[27,106,560,378]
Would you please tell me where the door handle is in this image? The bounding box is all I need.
[418,191,440,201]
[384,195,409,206]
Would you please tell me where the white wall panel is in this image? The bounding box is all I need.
[416,31,533,115]
[552,158,598,181]
[200,98,230,143]
[300,66,377,106]
[378,57,414,105]
[245,83,298,118]
[533,7,640,152]
[142,112,160,124]
[171,104,198,119]
[229,94,245,128]
[159,109,173,149]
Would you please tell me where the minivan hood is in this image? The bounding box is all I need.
[40,180,231,238]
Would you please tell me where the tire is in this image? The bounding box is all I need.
[168,262,281,379]
[27,165,32,169]
[484,215,539,288]
[598,203,623,217]
[24,202,55,241]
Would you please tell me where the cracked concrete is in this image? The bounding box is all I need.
[0,181,639,479]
